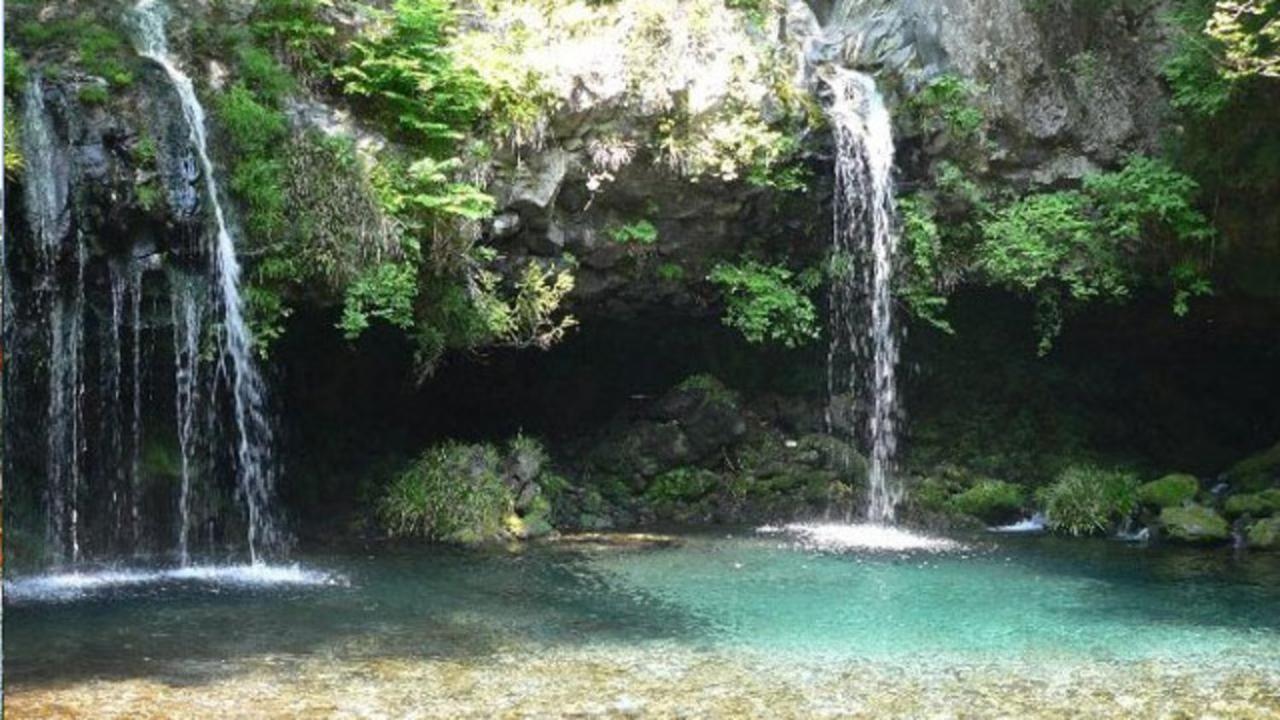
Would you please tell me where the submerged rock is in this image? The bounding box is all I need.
[1158,504,1231,544]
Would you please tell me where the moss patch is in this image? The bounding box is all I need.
[1159,504,1230,544]
[1136,473,1199,508]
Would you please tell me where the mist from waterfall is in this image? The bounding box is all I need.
[826,67,902,524]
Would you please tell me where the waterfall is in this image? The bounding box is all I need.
[171,276,206,566]
[826,68,903,524]
[129,264,146,548]
[104,264,129,550]
[47,244,88,564]
[21,77,71,263]
[133,0,281,562]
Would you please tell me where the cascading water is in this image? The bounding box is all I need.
[129,263,145,547]
[171,275,207,566]
[133,0,281,562]
[4,1,289,573]
[46,243,88,564]
[21,77,71,262]
[826,68,903,524]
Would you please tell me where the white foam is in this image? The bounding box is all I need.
[6,563,342,602]
[989,513,1047,534]
[758,523,962,553]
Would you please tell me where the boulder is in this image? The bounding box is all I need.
[1136,474,1199,509]
[1158,504,1231,544]
[1224,441,1280,493]
[1223,489,1280,519]
[1247,517,1280,550]
[948,479,1026,525]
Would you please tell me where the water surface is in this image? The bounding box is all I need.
[7,529,1280,717]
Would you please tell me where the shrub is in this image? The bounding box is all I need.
[978,156,1212,353]
[646,467,720,504]
[708,259,820,347]
[335,0,487,148]
[608,219,659,245]
[675,373,738,406]
[948,479,1025,523]
[379,441,511,542]
[1040,465,1139,536]
[78,84,109,105]
[908,74,984,142]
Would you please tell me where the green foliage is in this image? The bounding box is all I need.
[77,84,109,105]
[977,156,1213,352]
[948,480,1026,523]
[656,262,686,281]
[379,441,511,542]
[608,219,660,245]
[909,74,984,142]
[340,262,420,339]
[724,0,776,27]
[336,0,487,148]
[1039,465,1138,536]
[1205,0,1280,80]
[78,21,135,87]
[6,48,28,92]
[1165,1,1239,115]
[898,195,954,333]
[4,99,23,179]
[135,182,164,214]
[409,259,577,375]
[252,0,338,82]
[646,467,720,504]
[676,373,739,406]
[235,45,296,104]
[13,13,136,86]
[1136,473,1200,507]
[244,284,293,355]
[217,84,289,155]
[709,260,820,347]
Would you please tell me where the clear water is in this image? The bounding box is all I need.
[7,532,1280,695]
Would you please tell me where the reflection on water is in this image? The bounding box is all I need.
[6,531,1280,717]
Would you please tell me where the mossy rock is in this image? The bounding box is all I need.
[947,479,1025,524]
[1223,489,1280,519]
[1158,504,1230,544]
[1247,517,1280,550]
[1225,441,1280,492]
[1136,474,1199,508]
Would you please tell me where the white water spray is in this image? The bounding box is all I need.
[133,0,280,562]
[826,68,902,524]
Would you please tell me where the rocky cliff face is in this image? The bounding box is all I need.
[470,0,1179,315]
[6,0,1182,320]
[805,0,1171,182]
